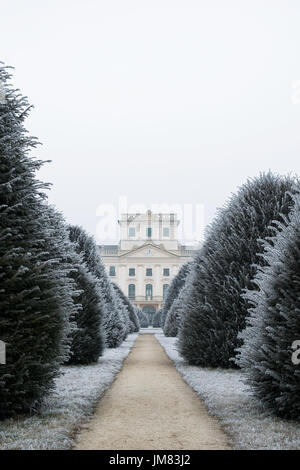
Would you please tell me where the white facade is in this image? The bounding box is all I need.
[99,211,196,317]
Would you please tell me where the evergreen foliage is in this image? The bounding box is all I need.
[237,192,300,418]
[163,284,189,337]
[112,283,140,333]
[152,309,162,328]
[68,225,127,348]
[112,284,130,340]
[0,65,76,418]
[136,308,149,328]
[161,263,191,327]
[62,221,105,364]
[103,305,127,348]
[67,263,105,363]
[178,173,296,368]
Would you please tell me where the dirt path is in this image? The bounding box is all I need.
[74,335,230,450]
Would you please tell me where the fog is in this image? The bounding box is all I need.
[2,0,300,242]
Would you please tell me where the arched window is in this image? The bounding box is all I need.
[145,284,153,300]
[163,284,169,299]
[128,284,136,299]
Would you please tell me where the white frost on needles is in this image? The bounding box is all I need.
[0,334,138,450]
[156,333,300,450]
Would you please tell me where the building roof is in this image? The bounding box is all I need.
[99,245,118,255]
[118,242,182,258]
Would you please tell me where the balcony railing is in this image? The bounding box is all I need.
[128,295,164,302]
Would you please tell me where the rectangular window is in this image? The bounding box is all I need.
[146,268,152,276]
[129,268,135,276]
[146,227,152,238]
[129,227,135,237]
[163,268,170,276]
[163,227,170,237]
[109,266,116,276]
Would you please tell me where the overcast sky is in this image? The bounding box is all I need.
[2,0,300,243]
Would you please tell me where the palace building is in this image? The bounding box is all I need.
[99,211,196,320]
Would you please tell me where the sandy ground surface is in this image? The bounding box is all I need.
[74,334,231,450]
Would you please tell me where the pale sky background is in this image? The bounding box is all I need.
[2,0,300,243]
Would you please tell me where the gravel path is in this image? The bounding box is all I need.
[74,334,230,450]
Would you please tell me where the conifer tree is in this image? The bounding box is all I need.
[136,308,149,328]
[161,263,190,327]
[114,288,129,339]
[178,173,295,368]
[0,65,75,418]
[237,192,300,418]
[60,219,106,364]
[152,309,162,328]
[112,283,140,333]
[164,284,190,337]
[68,225,126,348]
[67,263,105,363]
[102,301,127,348]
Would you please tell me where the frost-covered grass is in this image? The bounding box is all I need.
[156,333,300,450]
[0,334,138,450]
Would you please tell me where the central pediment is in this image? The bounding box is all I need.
[119,243,179,259]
